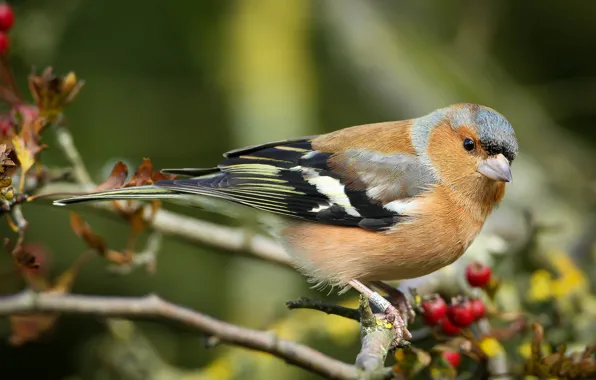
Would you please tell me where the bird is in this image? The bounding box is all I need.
[54,103,518,345]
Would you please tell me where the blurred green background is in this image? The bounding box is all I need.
[1,0,596,379]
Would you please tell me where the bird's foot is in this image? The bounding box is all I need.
[369,292,412,349]
[370,280,416,320]
[349,279,414,348]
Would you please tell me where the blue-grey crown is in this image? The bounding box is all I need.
[447,104,518,162]
[411,103,519,162]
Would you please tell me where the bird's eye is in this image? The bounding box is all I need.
[463,138,475,151]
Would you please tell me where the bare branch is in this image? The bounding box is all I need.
[53,124,93,188]
[0,291,363,380]
[355,296,397,373]
[286,297,361,322]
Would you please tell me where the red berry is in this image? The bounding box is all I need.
[465,261,492,288]
[439,317,462,335]
[421,295,447,326]
[0,3,14,32]
[0,31,8,54]
[447,300,475,327]
[443,351,461,367]
[470,298,486,320]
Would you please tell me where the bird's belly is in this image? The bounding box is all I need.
[277,216,482,287]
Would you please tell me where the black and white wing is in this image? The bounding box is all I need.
[157,137,435,231]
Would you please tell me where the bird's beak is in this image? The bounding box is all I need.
[477,154,512,182]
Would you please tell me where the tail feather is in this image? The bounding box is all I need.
[53,185,176,206]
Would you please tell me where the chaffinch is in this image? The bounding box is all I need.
[55,103,518,343]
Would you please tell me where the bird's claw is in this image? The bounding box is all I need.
[376,304,412,349]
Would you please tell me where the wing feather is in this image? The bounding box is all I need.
[154,137,434,230]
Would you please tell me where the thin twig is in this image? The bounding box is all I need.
[53,124,93,187]
[10,204,27,231]
[0,290,364,380]
[286,297,361,321]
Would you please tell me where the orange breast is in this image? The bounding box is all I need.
[277,185,489,287]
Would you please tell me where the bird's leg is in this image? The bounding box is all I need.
[348,279,412,347]
[370,280,416,322]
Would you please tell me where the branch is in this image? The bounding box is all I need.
[0,291,364,380]
[286,297,361,322]
[53,124,93,188]
[355,296,397,374]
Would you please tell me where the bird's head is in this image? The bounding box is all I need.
[412,103,518,192]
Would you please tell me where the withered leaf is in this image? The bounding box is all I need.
[9,313,58,346]
[524,323,596,379]
[0,144,16,192]
[9,252,92,347]
[0,144,16,169]
[94,161,128,191]
[151,171,176,182]
[16,243,51,291]
[28,67,84,122]
[125,158,153,187]
[13,246,39,270]
[69,212,107,255]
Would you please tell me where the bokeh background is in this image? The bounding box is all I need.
[1,0,596,379]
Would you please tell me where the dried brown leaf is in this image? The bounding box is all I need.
[125,158,153,187]
[94,161,129,191]
[0,144,15,167]
[69,212,107,254]
[151,171,176,182]
[9,313,58,346]
[8,252,91,347]
[524,323,596,379]
[12,245,39,270]
[0,144,15,192]
[16,243,51,290]
[28,67,83,122]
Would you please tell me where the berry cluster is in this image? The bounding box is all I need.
[420,261,493,367]
[0,3,14,54]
